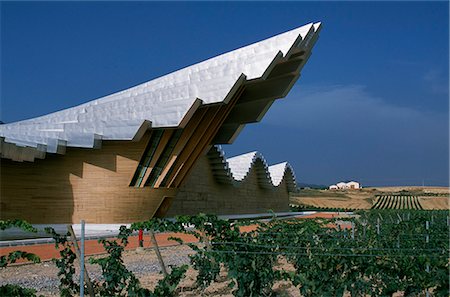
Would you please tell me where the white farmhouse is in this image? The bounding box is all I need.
[329,181,361,190]
[346,181,360,189]
[336,182,348,189]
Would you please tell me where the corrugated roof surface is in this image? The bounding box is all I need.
[0,22,321,161]
[207,146,298,192]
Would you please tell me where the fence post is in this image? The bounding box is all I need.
[425,220,430,297]
[362,220,366,239]
[200,226,216,266]
[376,218,380,236]
[80,220,85,297]
[425,262,430,297]
[149,229,168,277]
[67,225,95,297]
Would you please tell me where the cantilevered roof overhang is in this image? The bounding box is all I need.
[0,22,321,162]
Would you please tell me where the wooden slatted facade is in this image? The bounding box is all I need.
[0,133,177,223]
[167,153,293,216]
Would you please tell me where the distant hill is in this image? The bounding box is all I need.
[297,182,327,189]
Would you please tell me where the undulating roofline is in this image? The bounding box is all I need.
[0,22,321,162]
[207,146,298,192]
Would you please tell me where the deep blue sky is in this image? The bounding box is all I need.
[1,2,448,186]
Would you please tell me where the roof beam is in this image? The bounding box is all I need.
[222,99,273,125]
[239,72,298,104]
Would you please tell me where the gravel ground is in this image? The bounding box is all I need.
[0,243,303,297]
[0,245,194,296]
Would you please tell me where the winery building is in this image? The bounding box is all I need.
[0,22,321,223]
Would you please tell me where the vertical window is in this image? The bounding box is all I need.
[130,130,164,187]
[145,129,183,187]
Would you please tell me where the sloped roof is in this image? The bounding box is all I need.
[207,146,298,192]
[268,162,295,186]
[0,22,321,162]
[227,151,263,181]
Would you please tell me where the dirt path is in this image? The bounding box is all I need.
[0,232,197,263]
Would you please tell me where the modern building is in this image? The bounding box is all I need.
[0,22,321,223]
[168,146,298,216]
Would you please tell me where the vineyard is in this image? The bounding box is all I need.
[372,195,423,210]
[1,210,449,297]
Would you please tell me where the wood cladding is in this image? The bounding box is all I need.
[0,132,177,224]
[164,86,245,189]
[0,94,242,224]
[167,154,290,216]
[139,129,174,187]
[128,88,243,192]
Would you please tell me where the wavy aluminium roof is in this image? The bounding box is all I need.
[207,146,298,192]
[0,22,321,162]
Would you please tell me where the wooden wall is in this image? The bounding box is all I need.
[167,154,290,216]
[1,130,289,223]
[0,132,177,224]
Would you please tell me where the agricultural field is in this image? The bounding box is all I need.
[290,186,449,211]
[420,197,449,210]
[1,211,449,297]
[369,186,449,195]
[371,195,423,210]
